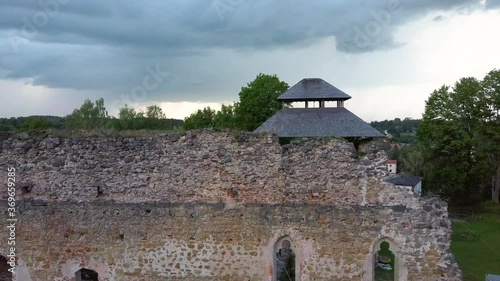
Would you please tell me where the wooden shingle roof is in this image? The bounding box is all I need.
[254,107,384,138]
[277,78,352,102]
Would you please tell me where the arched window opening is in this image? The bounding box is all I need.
[374,241,395,281]
[0,255,13,281]
[274,238,296,281]
[75,268,99,281]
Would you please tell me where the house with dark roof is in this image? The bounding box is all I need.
[385,173,423,196]
[385,160,423,196]
[254,78,384,138]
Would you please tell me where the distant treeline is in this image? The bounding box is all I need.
[0,115,183,131]
[0,115,65,131]
[0,100,183,131]
[370,118,421,144]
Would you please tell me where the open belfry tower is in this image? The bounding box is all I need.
[254,78,384,138]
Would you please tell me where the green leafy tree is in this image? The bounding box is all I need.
[399,145,426,177]
[213,104,236,129]
[0,117,25,130]
[370,118,421,142]
[183,107,216,130]
[20,117,51,130]
[115,105,137,130]
[480,69,500,202]
[234,73,289,131]
[418,77,493,202]
[119,105,137,120]
[65,98,109,129]
[146,105,166,119]
[119,104,168,130]
[0,124,16,131]
[388,145,401,161]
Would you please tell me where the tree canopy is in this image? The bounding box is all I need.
[113,104,180,130]
[417,70,500,203]
[146,105,166,119]
[65,98,109,129]
[115,105,138,130]
[480,69,500,202]
[183,107,216,130]
[63,99,181,131]
[183,73,289,131]
[370,118,421,144]
[0,116,64,131]
[20,117,51,130]
[233,73,289,131]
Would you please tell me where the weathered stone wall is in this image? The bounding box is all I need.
[0,131,461,280]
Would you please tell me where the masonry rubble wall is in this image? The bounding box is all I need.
[0,131,461,281]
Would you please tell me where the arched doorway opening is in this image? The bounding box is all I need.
[274,237,296,281]
[372,238,405,281]
[374,241,395,281]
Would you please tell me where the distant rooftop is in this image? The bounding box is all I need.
[385,174,422,187]
[486,274,500,281]
[277,78,352,102]
[254,107,384,138]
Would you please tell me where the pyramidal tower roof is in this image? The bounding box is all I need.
[254,78,384,138]
[254,107,384,138]
[277,78,351,102]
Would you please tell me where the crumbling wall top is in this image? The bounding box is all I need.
[1,130,415,207]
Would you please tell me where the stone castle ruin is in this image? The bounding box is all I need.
[0,131,461,280]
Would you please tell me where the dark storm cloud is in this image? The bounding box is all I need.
[1,0,482,51]
[0,0,492,97]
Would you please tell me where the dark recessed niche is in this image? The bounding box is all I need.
[75,268,98,281]
[21,182,33,194]
[0,255,13,281]
[97,186,104,197]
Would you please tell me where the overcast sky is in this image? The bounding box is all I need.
[1,0,499,121]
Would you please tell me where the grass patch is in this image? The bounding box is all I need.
[375,266,394,281]
[480,201,500,214]
[451,213,500,281]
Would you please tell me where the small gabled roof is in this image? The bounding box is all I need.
[253,107,384,138]
[385,174,422,187]
[278,78,352,102]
